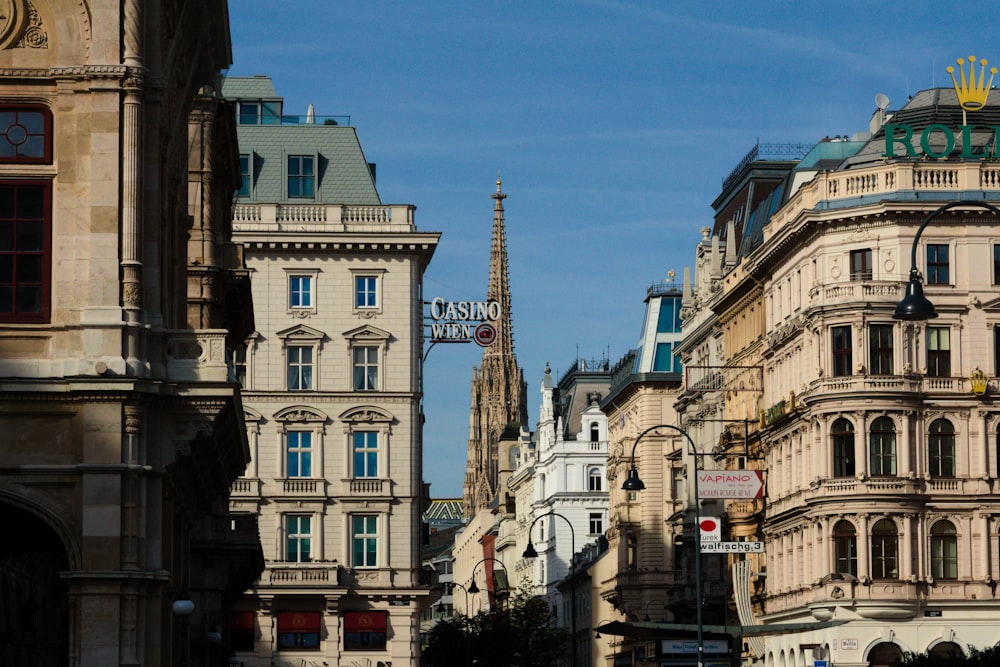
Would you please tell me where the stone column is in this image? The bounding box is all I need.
[121,0,145,377]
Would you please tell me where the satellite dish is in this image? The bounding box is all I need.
[875,93,891,110]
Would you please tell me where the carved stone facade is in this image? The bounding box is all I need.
[0,2,261,666]
[224,76,439,666]
[462,181,528,517]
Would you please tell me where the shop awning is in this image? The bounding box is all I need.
[594,619,847,639]
[344,611,388,632]
[230,611,255,630]
[277,611,321,633]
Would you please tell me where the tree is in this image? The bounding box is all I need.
[898,645,1000,666]
[422,588,569,667]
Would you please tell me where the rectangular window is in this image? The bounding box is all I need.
[287,345,314,390]
[231,343,247,387]
[285,515,312,563]
[286,431,312,478]
[926,327,951,377]
[0,182,51,323]
[289,275,313,309]
[238,102,260,125]
[352,515,378,568]
[238,153,251,197]
[355,275,377,308]
[287,155,315,198]
[995,326,1000,377]
[656,297,682,333]
[353,431,378,478]
[353,346,378,391]
[850,248,872,281]
[652,342,681,373]
[926,244,949,285]
[869,324,893,375]
[994,244,1000,285]
[344,611,387,651]
[589,512,603,535]
[277,611,320,649]
[831,325,852,377]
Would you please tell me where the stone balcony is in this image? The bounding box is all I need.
[232,203,416,234]
[165,329,230,382]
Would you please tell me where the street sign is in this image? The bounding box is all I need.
[701,541,764,553]
[814,660,828,667]
[699,517,721,542]
[698,470,764,499]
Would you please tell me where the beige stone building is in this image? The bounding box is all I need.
[688,85,1000,666]
[0,2,262,666]
[224,76,439,666]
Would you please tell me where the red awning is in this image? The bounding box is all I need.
[230,611,255,630]
[277,611,321,633]
[344,611,387,632]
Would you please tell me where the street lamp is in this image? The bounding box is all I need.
[623,424,704,667]
[893,200,1000,320]
[522,511,577,667]
[171,593,195,667]
[467,557,508,605]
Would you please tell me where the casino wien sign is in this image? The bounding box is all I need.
[883,54,999,159]
[428,297,499,347]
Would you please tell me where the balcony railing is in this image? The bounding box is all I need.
[232,203,416,232]
[282,478,323,495]
[349,479,389,495]
[267,564,342,587]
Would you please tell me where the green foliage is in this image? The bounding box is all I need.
[422,587,569,667]
[898,645,1000,666]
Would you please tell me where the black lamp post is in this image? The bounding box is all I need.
[445,580,470,617]
[893,200,1000,320]
[623,424,704,667]
[522,511,577,667]
[171,593,195,667]
[467,557,507,603]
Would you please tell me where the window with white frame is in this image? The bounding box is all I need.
[287,345,314,390]
[285,514,312,562]
[353,431,378,478]
[238,153,252,197]
[355,275,377,308]
[352,515,378,567]
[289,274,313,310]
[350,268,385,316]
[286,431,313,478]
[340,405,392,481]
[353,346,378,391]
[588,467,603,491]
[278,324,324,392]
[588,512,603,535]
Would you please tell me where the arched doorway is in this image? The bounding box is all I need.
[0,501,70,666]
[868,641,902,667]
[929,642,963,659]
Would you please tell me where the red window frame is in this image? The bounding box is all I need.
[0,179,52,323]
[0,105,52,164]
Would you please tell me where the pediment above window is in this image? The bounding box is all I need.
[273,405,328,423]
[244,406,263,424]
[339,405,394,424]
[342,324,391,341]
[276,323,325,341]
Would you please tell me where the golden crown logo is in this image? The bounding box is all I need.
[947,55,997,111]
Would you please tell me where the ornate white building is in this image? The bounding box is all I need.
[224,76,439,666]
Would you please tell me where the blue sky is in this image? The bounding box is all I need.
[229,2,981,497]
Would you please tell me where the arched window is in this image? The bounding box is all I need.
[832,418,855,477]
[929,642,963,659]
[833,520,857,576]
[590,422,600,443]
[869,417,896,476]
[871,518,898,580]
[588,467,603,492]
[930,520,958,580]
[928,419,955,477]
[867,642,902,667]
[509,447,520,468]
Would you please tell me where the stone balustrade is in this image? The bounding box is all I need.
[233,203,416,233]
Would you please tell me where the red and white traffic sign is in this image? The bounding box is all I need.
[699,517,721,542]
[697,470,763,499]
